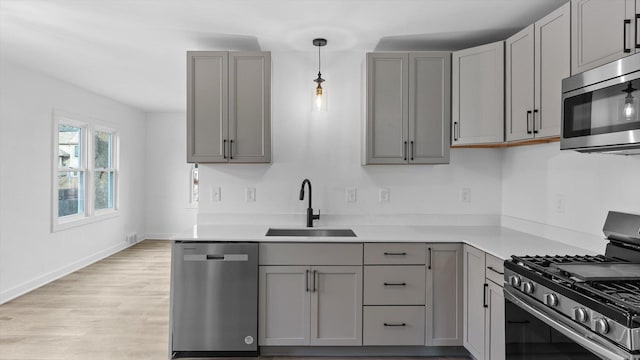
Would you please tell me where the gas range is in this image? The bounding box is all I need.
[504,211,640,358]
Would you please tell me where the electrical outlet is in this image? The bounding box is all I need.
[554,194,565,214]
[379,188,390,202]
[245,187,256,202]
[346,187,357,203]
[460,187,471,203]
[125,233,137,244]
[211,186,221,202]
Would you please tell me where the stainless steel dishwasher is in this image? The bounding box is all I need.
[170,241,258,358]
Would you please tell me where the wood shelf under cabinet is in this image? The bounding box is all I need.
[451,136,559,149]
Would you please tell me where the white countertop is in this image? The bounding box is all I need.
[173,224,598,260]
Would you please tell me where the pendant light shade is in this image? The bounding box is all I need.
[312,38,327,112]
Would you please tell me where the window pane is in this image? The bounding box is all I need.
[95,171,114,210]
[58,171,85,217]
[58,125,81,169]
[94,131,112,169]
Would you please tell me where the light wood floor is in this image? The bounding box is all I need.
[0,240,468,360]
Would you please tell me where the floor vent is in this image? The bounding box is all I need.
[126,233,138,244]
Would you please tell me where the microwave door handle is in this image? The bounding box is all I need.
[504,288,629,360]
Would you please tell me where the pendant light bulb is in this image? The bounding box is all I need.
[622,81,637,120]
[312,38,327,112]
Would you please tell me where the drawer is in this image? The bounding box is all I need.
[485,253,504,286]
[364,243,426,265]
[364,266,426,305]
[363,306,425,346]
[259,243,363,265]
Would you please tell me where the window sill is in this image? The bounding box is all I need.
[52,211,119,232]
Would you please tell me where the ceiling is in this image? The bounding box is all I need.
[0,0,567,113]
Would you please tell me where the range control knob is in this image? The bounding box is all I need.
[544,293,559,307]
[573,307,589,323]
[595,318,610,335]
[509,275,522,288]
[522,282,535,294]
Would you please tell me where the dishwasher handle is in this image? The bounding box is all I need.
[184,254,249,261]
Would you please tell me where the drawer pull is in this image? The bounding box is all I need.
[487,266,504,275]
[383,252,407,256]
[384,322,407,327]
[383,282,407,286]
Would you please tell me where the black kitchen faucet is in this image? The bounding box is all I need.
[299,179,320,227]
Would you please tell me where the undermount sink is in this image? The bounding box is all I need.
[265,228,357,237]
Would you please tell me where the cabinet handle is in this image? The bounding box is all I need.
[229,140,234,159]
[487,266,504,275]
[453,122,459,141]
[313,270,317,292]
[410,141,414,161]
[526,110,532,134]
[223,139,227,159]
[305,269,309,292]
[428,247,432,270]
[636,14,640,48]
[384,322,406,327]
[383,252,407,256]
[625,19,632,53]
[533,109,539,134]
[507,320,531,325]
[483,283,489,308]
[384,282,407,286]
[403,141,407,161]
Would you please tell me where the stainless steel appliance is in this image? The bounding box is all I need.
[562,53,640,155]
[504,211,640,359]
[170,242,258,358]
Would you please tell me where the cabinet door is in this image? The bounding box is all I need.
[310,266,362,346]
[426,244,463,346]
[187,51,228,163]
[366,53,409,164]
[408,52,450,164]
[463,245,486,360]
[259,266,311,345]
[452,42,504,145]
[571,0,635,75]
[228,52,271,163]
[506,25,535,142]
[535,2,570,138]
[484,280,505,360]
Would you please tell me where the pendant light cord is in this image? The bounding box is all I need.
[317,43,321,76]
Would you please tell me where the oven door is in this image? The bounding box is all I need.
[504,287,637,360]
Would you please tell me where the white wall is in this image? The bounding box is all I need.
[0,60,147,303]
[196,51,504,223]
[502,142,640,252]
[144,113,197,238]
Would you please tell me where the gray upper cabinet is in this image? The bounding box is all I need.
[187,51,271,163]
[571,0,637,75]
[365,52,450,165]
[506,3,570,141]
[452,41,505,145]
[426,243,463,346]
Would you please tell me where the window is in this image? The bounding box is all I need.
[190,164,199,206]
[53,111,118,231]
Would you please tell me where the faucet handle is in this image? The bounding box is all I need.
[314,209,321,220]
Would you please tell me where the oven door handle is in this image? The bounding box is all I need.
[504,287,631,360]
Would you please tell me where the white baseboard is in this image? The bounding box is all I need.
[0,241,132,305]
[143,233,175,240]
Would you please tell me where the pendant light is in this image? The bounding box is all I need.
[622,81,636,120]
[312,38,327,112]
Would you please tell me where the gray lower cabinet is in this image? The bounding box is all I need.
[485,279,505,360]
[187,51,271,163]
[258,265,362,346]
[426,243,463,346]
[363,306,425,346]
[463,245,487,360]
[364,52,450,165]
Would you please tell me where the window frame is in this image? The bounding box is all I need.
[52,111,119,232]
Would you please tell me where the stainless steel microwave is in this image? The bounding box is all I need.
[562,53,640,155]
